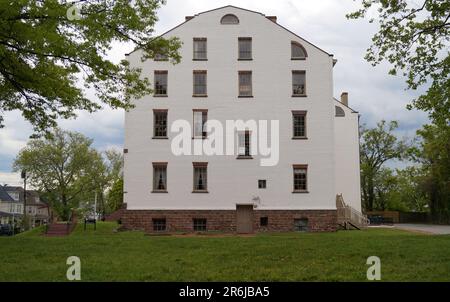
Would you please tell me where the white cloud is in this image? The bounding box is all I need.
[0,172,22,186]
[0,0,429,172]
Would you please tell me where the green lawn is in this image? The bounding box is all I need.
[1,222,449,281]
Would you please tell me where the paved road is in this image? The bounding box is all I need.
[393,224,450,235]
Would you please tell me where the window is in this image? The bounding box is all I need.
[220,14,239,24]
[193,218,207,231]
[238,37,252,60]
[154,71,168,96]
[335,106,345,117]
[258,180,266,189]
[237,131,251,158]
[193,71,207,96]
[260,217,268,227]
[193,38,207,60]
[293,165,308,192]
[292,111,307,139]
[154,53,168,61]
[153,110,168,138]
[238,71,252,97]
[291,42,307,59]
[292,71,306,96]
[153,218,166,231]
[8,192,19,201]
[193,109,208,138]
[193,162,208,192]
[152,162,167,192]
[294,218,308,232]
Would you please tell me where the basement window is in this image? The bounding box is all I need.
[193,218,207,231]
[294,218,308,232]
[258,179,266,189]
[152,218,166,231]
[260,217,268,227]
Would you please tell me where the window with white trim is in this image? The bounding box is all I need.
[193,38,207,60]
[238,37,252,60]
[193,162,208,192]
[292,71,306,96]
[293,165,308,192]
[193,110,207,138]
[152,162,167,192]
[237,131,251,158]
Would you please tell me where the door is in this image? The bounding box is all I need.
[236,205,254,233]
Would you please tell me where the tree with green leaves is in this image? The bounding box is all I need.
[347,0,450,125]
[106,177,123,214]
[410,123,450,223]
[360,120,407,211]
[13,128,102,220]
[0,0,181,135]
[373,167,397,211]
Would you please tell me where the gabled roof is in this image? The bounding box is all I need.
[333,98,358,114]
[0,186,14,202]
[126,5,333,57]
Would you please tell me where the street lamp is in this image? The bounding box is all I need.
[21,170,27,231]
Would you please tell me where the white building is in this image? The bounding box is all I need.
[123,6,361,233]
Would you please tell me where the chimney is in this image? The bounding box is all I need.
[185,16,194,21]
[340,92,348,106]
[266,16,277,23]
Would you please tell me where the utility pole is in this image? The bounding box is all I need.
[94,191,97,220]
[21,170,27,231]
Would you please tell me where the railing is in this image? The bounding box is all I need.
[336,194,369,229]
[66,209,77,234]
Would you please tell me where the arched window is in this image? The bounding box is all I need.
[220,14,239,24]
[291,41,307,59]
[335,106,345,117]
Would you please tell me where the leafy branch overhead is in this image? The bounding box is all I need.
[0,0,181,135]
[347,0,450,125]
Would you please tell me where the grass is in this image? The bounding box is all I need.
[1,222,449,281]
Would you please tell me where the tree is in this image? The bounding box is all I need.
[411,123,450,223]
[0,0,181,135]
[373,167,397,211]
[347,0,450,125]
[13,128,101,220]
[106,177,123,213]
[360,120,407,211]
[76,148,123,218]
[392,167,428,212]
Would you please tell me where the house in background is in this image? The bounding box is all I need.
[123,6,363,233]
[0,185,49,227]
[0,185,22,225]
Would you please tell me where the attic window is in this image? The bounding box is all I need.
[335,106,345,117]
[291,41,307,59]
[221,14,239,24]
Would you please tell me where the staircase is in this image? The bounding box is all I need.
[104,203,127,222]
[45,223,73,236]
[45,210,77,237]
[336,194,369,230]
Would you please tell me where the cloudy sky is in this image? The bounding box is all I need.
[0,0,428,185]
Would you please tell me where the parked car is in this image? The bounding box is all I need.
[0,224,13,236]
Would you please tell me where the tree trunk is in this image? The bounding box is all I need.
[368,176,374,211]
[62,193,69,221]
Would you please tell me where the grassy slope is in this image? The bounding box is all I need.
[0,222,449,281]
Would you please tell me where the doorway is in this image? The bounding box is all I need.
[236,204,254,233]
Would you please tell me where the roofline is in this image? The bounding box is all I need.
[126,5,334,57]
[333,98,358,113]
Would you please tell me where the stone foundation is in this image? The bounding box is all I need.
[121,209,337,233]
